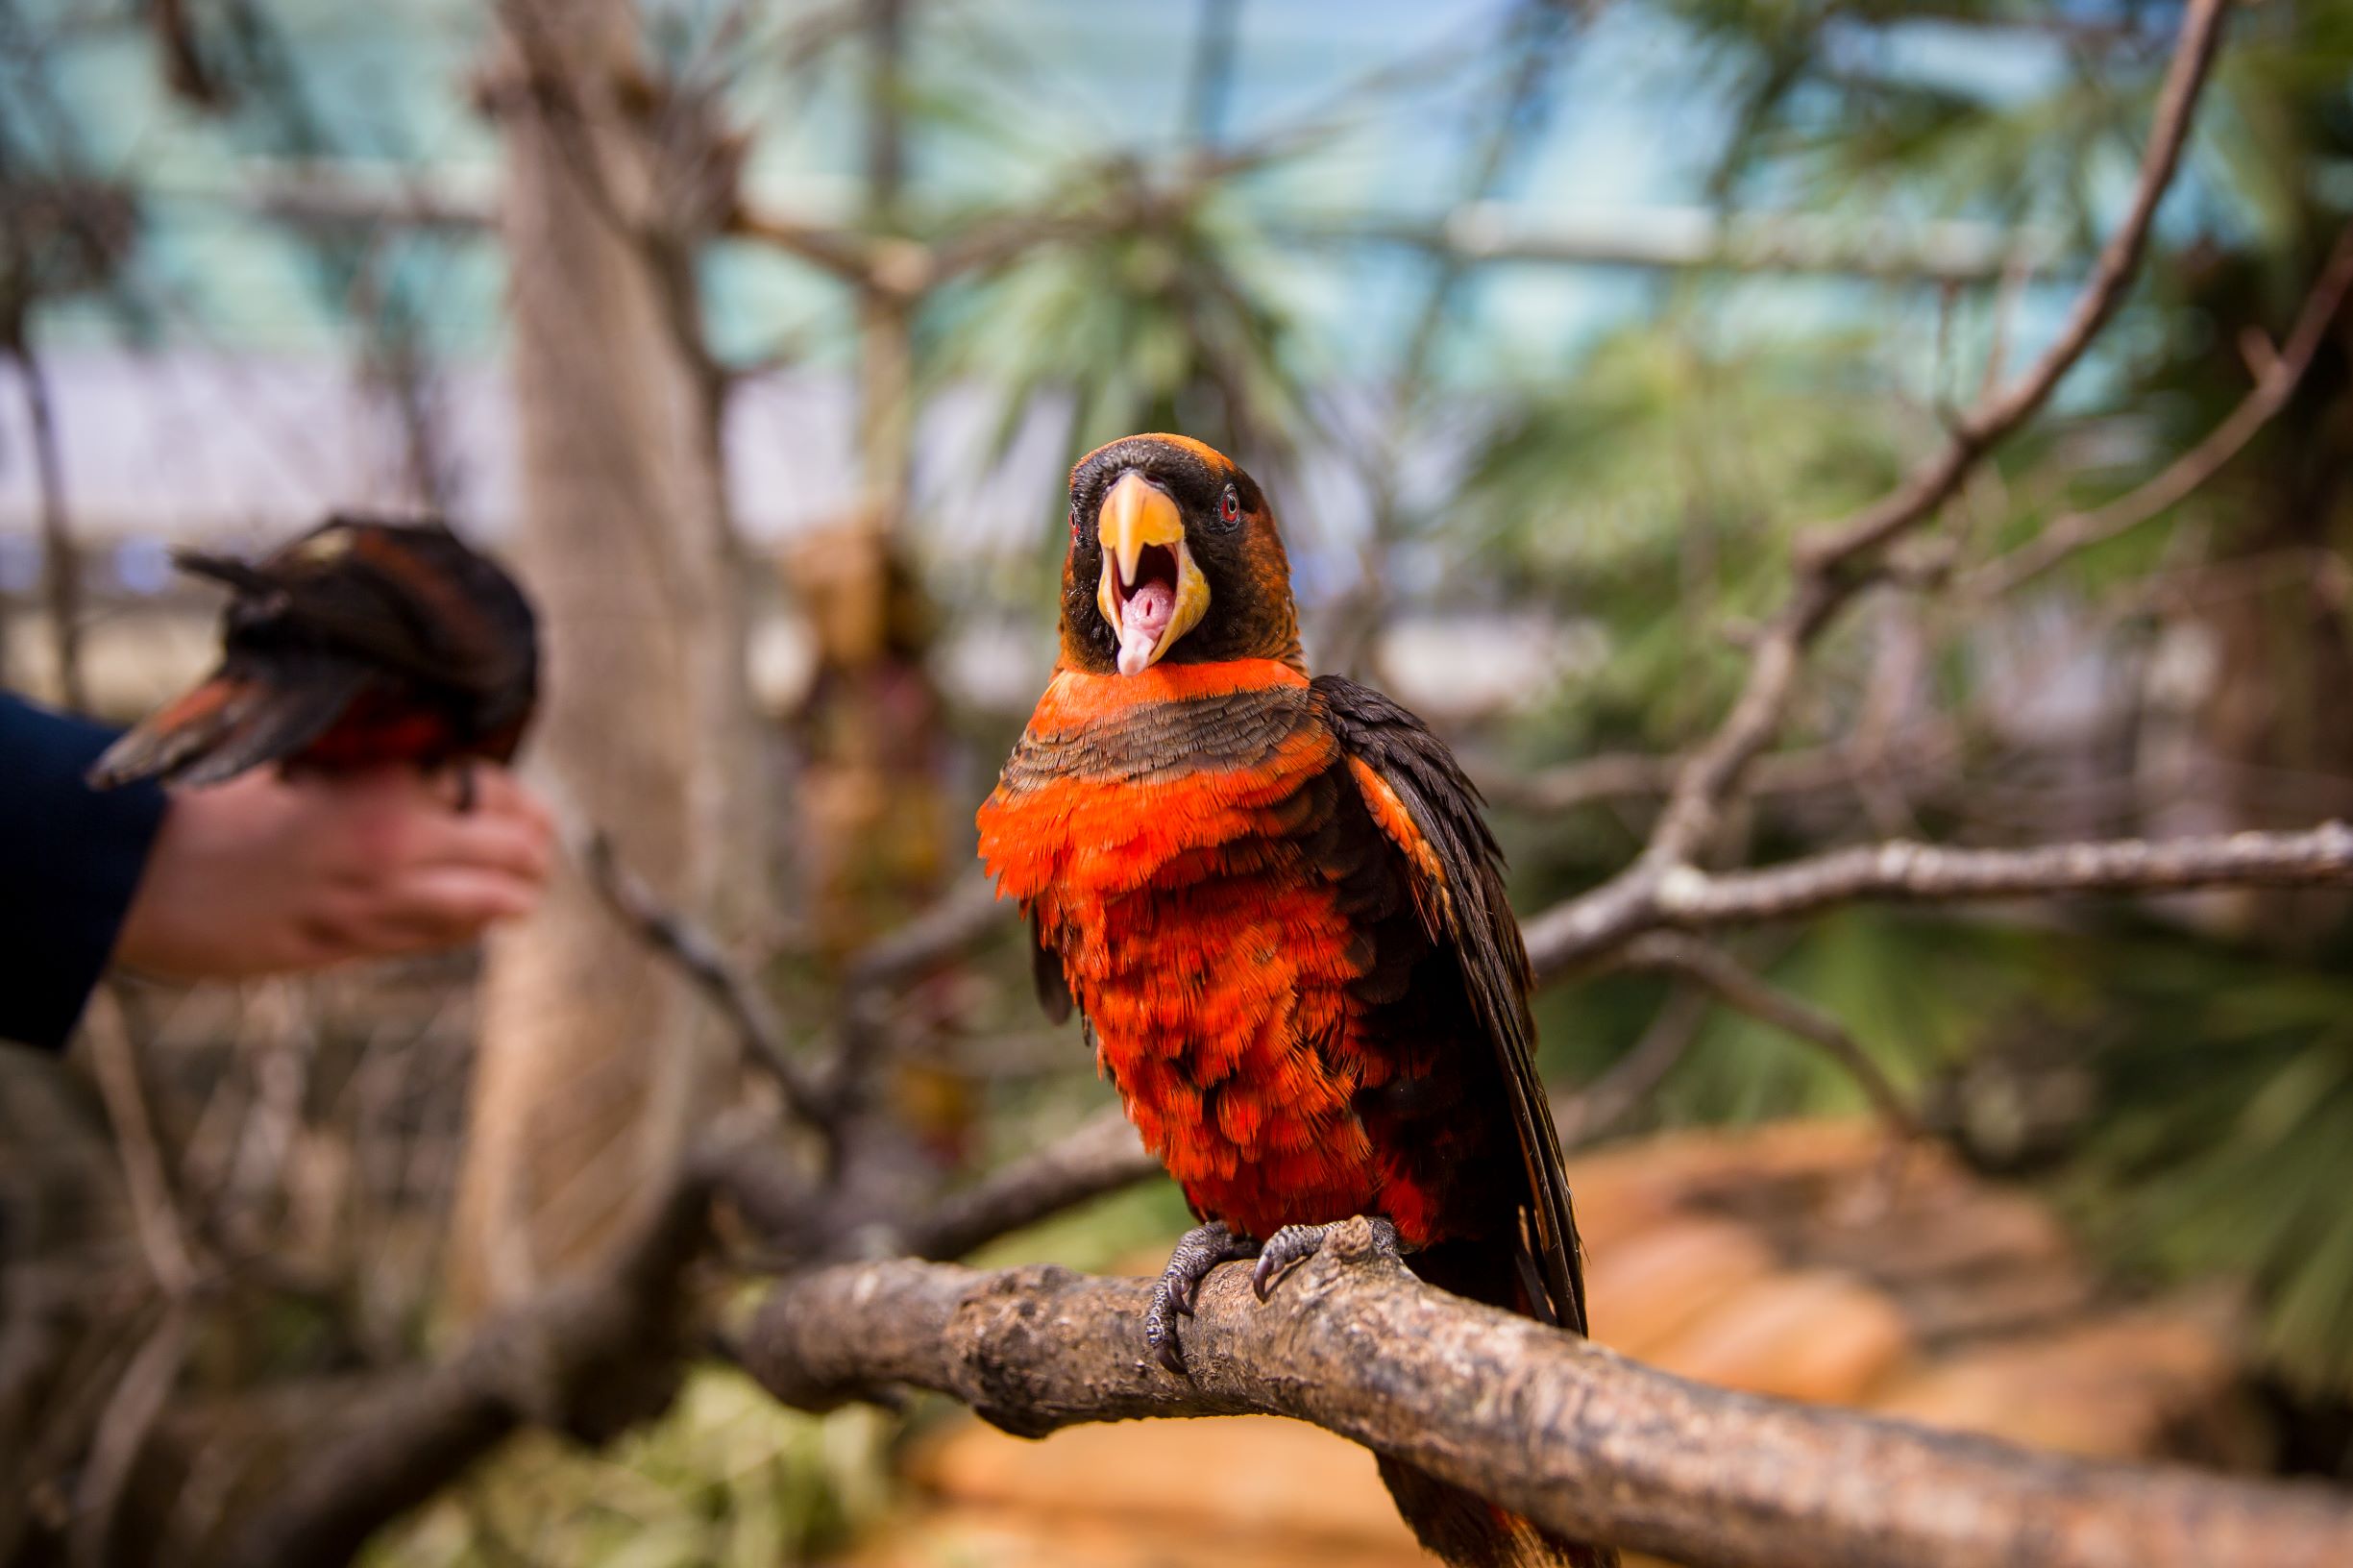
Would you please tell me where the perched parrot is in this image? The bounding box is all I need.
[86,516,538,806]
[977,434,1611,1568]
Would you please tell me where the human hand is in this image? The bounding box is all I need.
[113,765,553,980]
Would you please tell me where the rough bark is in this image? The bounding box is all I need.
[450,0,758,1315]
[739,1230,2353,1568]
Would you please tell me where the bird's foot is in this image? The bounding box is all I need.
[1252,1216,1402,1301]
[1145,1221,1260,1376]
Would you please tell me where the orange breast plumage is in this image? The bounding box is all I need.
[977,659,1455,1244]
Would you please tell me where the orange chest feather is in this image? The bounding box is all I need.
[977,663,1331,903]
[977,662,1441,1242]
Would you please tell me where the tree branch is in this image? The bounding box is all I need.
[896,1109,1157,1262]
[216,1154,720,1568]
[1523,0,2233,972]
[1552,986,1713,1146]
[737,1234,2353,1568]
[1477,726,1956,817]
[1613,933,1922,1140]
[7,337,87,710]
[840,872,1010,995]
[1532,822,2353,978]
[1971,219,2353,600]
[580,832,835,1128]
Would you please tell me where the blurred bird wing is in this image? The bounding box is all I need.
[233,522,537,704]
[86,656,371,790]
[1313,674,1589,1335]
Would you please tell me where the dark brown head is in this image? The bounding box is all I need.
[1057,433,1302,676]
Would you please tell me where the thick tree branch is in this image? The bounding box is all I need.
[738,1233,2353,1568]
[216,1155,719,1568]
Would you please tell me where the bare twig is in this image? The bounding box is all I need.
[738,1237,2353,1568]
[1478,726,1956,817]
[1673,0,2225,861]
[8,340,86,710]
[1614,933,1922,1141]
[896,1109,1157,1262]
[81,990,199,1297]
[840,872,1009,994]
[1552,986,1713,1146]
[1532,822,2353,979]
[68,1306,192,1568]
[1972,221,2353,599]
[580,832,833,1127]
[723,204,874,281]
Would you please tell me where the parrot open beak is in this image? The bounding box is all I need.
[1096,472,1209,675]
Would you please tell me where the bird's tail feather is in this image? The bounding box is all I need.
[1383,1238,1617,1568]
[1376,1456,1610,1568]
[86,663,365,790]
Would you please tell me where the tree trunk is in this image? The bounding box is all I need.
[449,0,759,1317]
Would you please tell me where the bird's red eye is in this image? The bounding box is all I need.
[1220,486,1240,524]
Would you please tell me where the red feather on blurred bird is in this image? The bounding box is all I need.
[86,516,538,801]
[978,435,1612,1568]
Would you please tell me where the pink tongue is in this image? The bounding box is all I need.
[1117,580,1175,675]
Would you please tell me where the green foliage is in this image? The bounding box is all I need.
[933,172,1319,469]
[1461,323,1914,748]
[363,1373,892,1568]
[2067,941,2353,1401]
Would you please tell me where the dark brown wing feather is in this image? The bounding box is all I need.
[86,654,372,789]
[1030,909,1074,1024]
[1312,674,1589,1336]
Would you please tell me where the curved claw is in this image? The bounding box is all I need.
[1144,1221,1259,1376]
[1251,1216,1402,1301]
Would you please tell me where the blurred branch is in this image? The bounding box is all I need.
[4,335,86,709]
[896,1109,1156,1262]
[1612,933,1921,1142]
[581,832,835,1129]
[1326,0,1582,675]
[841,872,1010,993]
[1532,823,2353,981]
[81,990,199,1298]
[216,1152,717,1568]
[1552,986,1712,1146]
[1970,220,2353,600]
[821,873,1014,1120]
[227,165,2054,289]
[738,1234,2353,1568]
[1519,0,2233,974]
[1477,724,1956,816]
[69,1306,191,1568]
[1299,203,2051,286]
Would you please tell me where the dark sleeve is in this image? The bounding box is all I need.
[0,695,171,1051]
